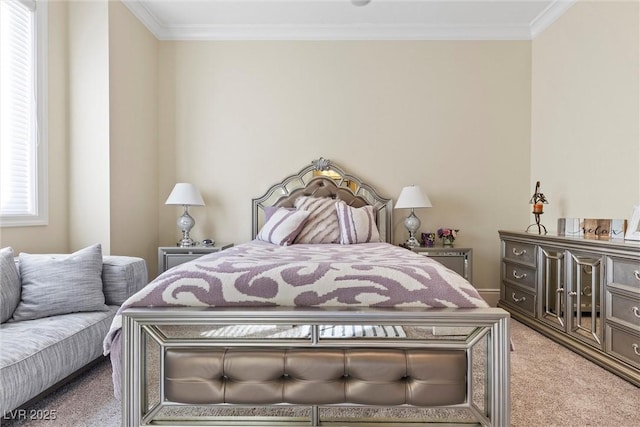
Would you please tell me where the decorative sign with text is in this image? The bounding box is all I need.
[558,218,627,240]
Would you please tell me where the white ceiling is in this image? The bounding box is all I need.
[122,0,577,41]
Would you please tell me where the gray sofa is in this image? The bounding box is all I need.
[0,245,147,414]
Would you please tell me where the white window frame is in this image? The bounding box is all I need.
[0,0,48,227]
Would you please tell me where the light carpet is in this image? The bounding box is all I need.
[2,320,638,427]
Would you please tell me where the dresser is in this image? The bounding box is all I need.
[158,244,233,275]
[498,231,640,386]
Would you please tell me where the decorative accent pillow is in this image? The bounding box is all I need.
[12,244,108,321]
[257,208,311,246]
[335,201,381,244]
[1,247,21,323]
[293,196,341,244]
[264,205,295,222]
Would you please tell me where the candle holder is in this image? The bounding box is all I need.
[421,232,436,247]
[526,181,548,234]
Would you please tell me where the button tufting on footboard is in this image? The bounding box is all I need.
[164,348,466,407]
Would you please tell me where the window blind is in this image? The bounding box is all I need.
[1,0,37,216]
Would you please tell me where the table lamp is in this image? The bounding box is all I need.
[395,185,432,247]
[165,183,205,247]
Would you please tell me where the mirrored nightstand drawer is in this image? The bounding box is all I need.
[158,244,233,275]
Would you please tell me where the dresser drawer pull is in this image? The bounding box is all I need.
[512,248,527,257]
[568,291,578,297]
[633,307,640,318]
[511,292,526,303]
[633,343,640,357]
[635,270,640,281]
[512,270,527,280]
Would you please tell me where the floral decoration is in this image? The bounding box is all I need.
[437,228,459,242]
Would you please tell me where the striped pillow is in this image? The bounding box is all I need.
[264,205,295,222]
[257,208,310,246]
[1,247,21,323]
[335,201,381,244]
[293,196,341,244]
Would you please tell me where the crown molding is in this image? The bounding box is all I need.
[530,0,577,39]
[123,1,574,42]
[122,0,166,38]
[153,24,533,41]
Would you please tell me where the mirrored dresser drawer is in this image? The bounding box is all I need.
[502,283,536,317]
[606,324,640,369]
[503,240,536,266]
[607,291,640,332]
[502,261,537,290]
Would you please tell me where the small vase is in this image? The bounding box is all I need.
[443,236,454,247]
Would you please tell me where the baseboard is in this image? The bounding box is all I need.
[478,289,500,307]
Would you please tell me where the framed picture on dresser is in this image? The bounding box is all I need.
[625,205,640,241]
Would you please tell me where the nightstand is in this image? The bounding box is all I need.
[409,246,472,283]
[158,244,233,275]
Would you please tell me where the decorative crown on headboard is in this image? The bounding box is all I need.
[312,157,331,171]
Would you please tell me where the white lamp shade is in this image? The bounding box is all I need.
[165,183,205,206]
[394,185,432,209]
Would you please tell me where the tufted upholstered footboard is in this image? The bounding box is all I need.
[120,307,510,427]
[165,348,466,406]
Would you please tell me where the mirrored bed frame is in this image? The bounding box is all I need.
[120,158,510,427]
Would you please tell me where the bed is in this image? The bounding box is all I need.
[104,158,510,426]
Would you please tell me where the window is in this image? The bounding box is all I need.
[0,0,47,226]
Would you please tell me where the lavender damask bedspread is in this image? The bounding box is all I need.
[103,241,488,397]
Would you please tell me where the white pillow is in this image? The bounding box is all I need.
[12,244,108,321]
[257,208,310,246]
[293,196,341,244]
[335,201,381,244]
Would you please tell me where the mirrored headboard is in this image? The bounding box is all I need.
[252,158,393,243]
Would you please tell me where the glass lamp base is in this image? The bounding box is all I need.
[178,237,195,247]
[403,210,422,248]
[177,207,196,247]
[404,236,421,247]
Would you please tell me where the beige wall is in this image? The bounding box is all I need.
[159,41,533,291]
[108,1,159,274]
[157,44,178,257]
[532,0,640,224]
[67,0,111,252]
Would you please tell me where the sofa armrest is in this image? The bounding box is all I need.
[102,256,148,306]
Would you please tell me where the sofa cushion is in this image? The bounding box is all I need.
[12,244,108,321]
[102,256,148,305]
[0,247,21,323]
[0,307,117,413]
